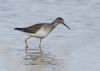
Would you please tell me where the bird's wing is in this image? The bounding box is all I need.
[22,24,43,33]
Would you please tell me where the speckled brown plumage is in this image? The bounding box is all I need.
[14,17,71,51]
[15,23,46,33]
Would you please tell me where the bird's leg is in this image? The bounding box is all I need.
[39,39,42,52]
[25,36,31,50]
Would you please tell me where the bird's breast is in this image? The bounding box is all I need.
[30,27,52,38]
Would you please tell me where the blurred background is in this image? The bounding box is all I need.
[0,0,100,71]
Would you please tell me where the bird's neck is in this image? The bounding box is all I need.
[51,21,59,27]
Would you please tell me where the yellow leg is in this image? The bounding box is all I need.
[25,36,31,49]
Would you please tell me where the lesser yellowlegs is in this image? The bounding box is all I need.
[14,17,71,51]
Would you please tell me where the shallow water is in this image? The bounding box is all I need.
[0,0,100,71]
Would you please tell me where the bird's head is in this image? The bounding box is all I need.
[54,17,71,30]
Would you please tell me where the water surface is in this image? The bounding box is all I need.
[0,0,100,71]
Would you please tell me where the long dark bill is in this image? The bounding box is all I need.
[63,23,71,30]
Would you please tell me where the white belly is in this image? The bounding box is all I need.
[29,28,50,38]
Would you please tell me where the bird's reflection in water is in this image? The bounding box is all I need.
[23,49,64,71]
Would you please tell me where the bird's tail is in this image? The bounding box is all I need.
[14,28,25,31]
